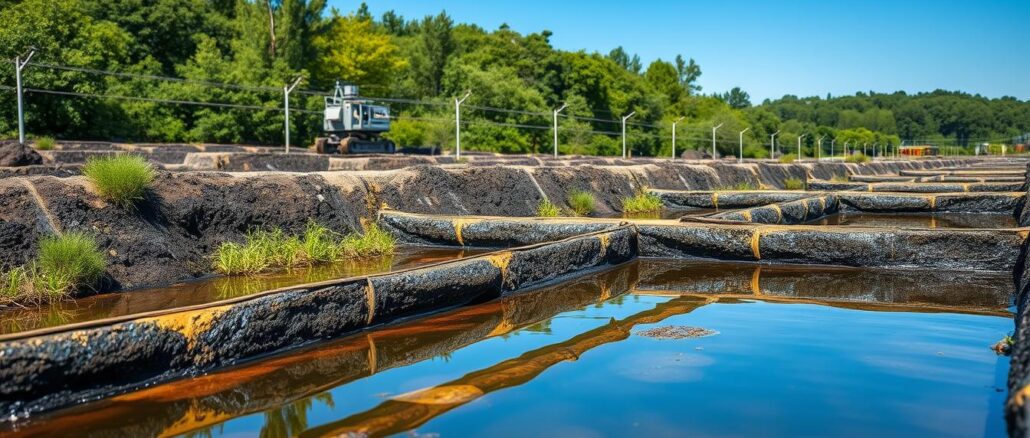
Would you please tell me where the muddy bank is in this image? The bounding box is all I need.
[0,226,636,419]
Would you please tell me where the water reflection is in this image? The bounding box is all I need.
[0,247,484,335]
[808,212,1017,229]
[2,259,1014,437]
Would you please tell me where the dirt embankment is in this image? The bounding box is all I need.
[0,159,962,291]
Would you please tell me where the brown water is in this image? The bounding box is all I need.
[3,259,1012,437]
[0,247,485,336]
[809,212,1018,228]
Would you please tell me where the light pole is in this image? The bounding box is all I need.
[455,90,471,159]
[283,76,303,154]
[738,127,750,162]
[830,138,836,159]
[816,135,826,161]
[14,49,35,145]
[621,111,636,159]
[797,134,806,160]
[770,130,781,159]
[711,123,724,158]
[671,116,685,159]
[552,102,568,158]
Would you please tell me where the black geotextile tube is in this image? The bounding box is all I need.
[0,225,637,419]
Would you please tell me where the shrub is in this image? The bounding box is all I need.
[82,155,156,208]
[34,136,56,150]
[567,190,595,216]
[778,153,796,164]
[34,232,106,297]
[845,153,870,163]
[783,177,805,190]
[622,190,663,213]
[537,199,561,217]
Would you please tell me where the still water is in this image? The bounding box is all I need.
[1,260,1012,437]
[808,212,1018,228]
[0,247,484,336]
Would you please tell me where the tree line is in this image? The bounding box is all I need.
[1,0,1027,157]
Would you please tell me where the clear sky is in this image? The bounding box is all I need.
[327,0,1029,102]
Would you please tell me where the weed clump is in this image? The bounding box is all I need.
[1,232,107,305]
[622,190,663,214]
[33,136,56,150]
[830,175,850,183]
[82,155,156,208]
[845,153,870,163]
[567,190,595,216]
[213,222,396,276]
[536,199,561,217]
[778,154,796,164]
[783,177,805,190]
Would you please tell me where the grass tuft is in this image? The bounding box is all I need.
[567,190,595,216]
[830,175,850,183]
[33,232,106,298]
[536,199,561,217]
[1,267,27,301]
[845,153,870,163]
[778,153,796,164]
[213,222,396,276]
[622,190,663,214]
[82,155,156,208]
[783,177,805,190]
[33,136,56,150]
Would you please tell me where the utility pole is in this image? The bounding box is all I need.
[671,116,685,159]
[455,91,471,159]
[283,76,303,154]
[621,111,636,159]
[552,102,568,158]
[797,134,806,160]
[738,127,750,162]
[711,123,725,159]
[816,135,826,161]
[770,130,781,160]
[14,49,35,145]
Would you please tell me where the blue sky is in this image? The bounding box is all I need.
[328,0,1029,102]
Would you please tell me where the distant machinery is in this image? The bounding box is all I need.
[314,82,395,154]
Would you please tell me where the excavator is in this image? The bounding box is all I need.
[314,82,396,154]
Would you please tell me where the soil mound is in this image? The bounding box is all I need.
[0,140,42,166]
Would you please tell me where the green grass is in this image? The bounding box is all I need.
[33,136,56,150]
[783,177,805,190]
[213,222,396,276]
[0,267,26,301]
[830,175,850,183]
[622,191,663,214]
[536,199,561,217]
[567,190,595,216]
[34,232,106,298]
[778,153,796,164]
[845,153,870,163]
[82,155,156,208]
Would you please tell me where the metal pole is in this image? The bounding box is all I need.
[830,139,836,159]
[15,50,35,145]
[770,130,780,160]
[711,123,724,158]
[283,76,303,154]
[455,91,470,159]
[797,134,805,160]
[844,140,850,156]
[621,111,636,159]
[738,127,750,162]
[816,135,825,161]
[672,116,684,159]
[553,102,567,158]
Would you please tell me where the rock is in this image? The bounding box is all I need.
[0,140,43,167]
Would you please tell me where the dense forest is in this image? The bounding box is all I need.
[1,0,1027,157]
